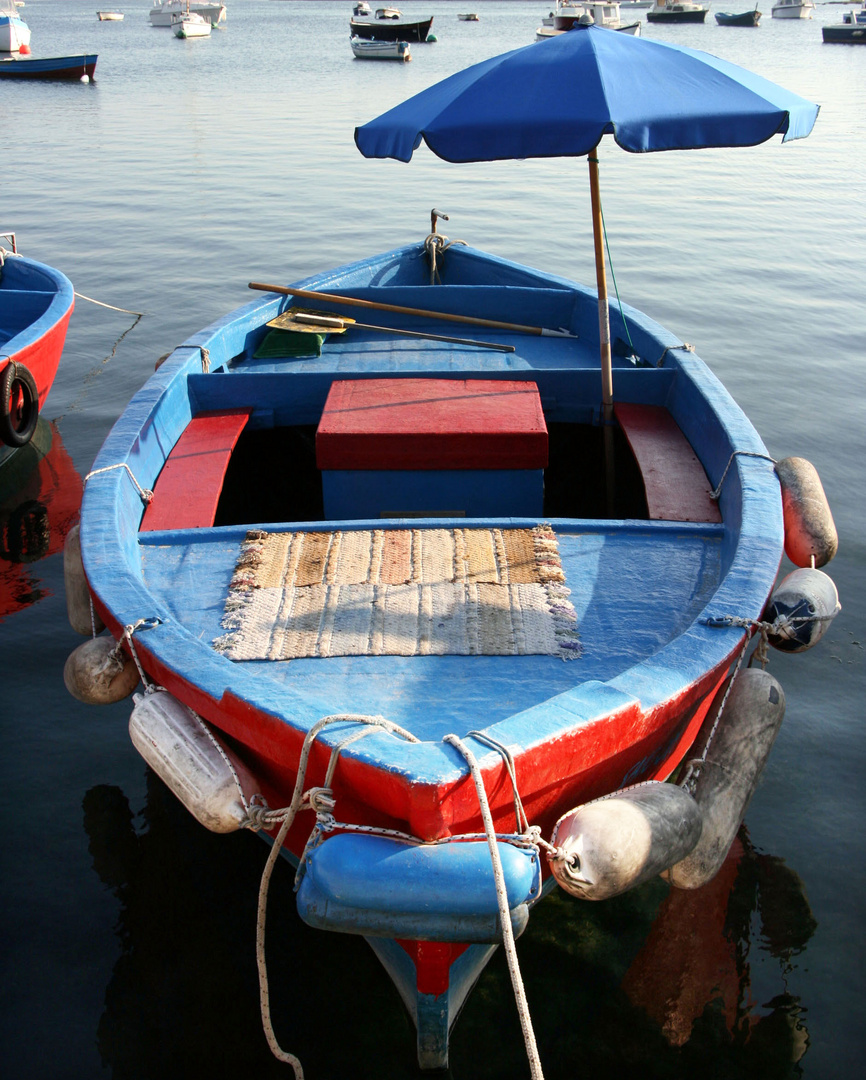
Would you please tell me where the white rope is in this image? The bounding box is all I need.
[250,714,419,1075]
[84,462,154,503]
[444,733,545,1080]
[73,291,146,317]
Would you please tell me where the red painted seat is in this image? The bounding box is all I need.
[140,408,252,532]
[614,402,722,524]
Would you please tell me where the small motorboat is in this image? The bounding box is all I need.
[457,12,479,20]
[96,10,124,19]
[770,0,813,16]
[350,12,433,40]
[375,6,401,17]
[0,237,74,460]
[715,7,761,24]
[353,1,371,14]
[0,0,30,51]
[646,0,708,21]
[172,10,211,37]
[350,35,411,59]
[0,52,97,78]
[536,4,642,38]
[822,1,866,39]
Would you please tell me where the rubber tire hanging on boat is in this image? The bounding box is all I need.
[0,362,39,448]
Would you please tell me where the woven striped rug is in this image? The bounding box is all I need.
[215,525,579,661]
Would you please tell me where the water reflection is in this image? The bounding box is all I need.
[84,772,816,1079]
[0,419,82,621]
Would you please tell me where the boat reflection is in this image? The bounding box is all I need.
[0,418,82,621]
[83,771,815,1077]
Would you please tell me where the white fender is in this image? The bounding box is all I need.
[64,634,140,704]
[664,668,785,890]
[129,689,257,834]
[549,781,703,901]
[775,457,837,569]
[765,567,840,653]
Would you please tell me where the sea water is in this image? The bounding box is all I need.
[1,3,864,1076]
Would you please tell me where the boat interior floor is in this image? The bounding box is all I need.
[140,522,723,740]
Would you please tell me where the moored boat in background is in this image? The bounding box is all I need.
[351,35,411,58]
[770,0,813,17]
[350,12,432,40]
[0,52,97,78]
[0,0,30,51]
[172,9,211,37]
[536,4,642,39]
[715,7,761,25]
[96,10,124,20]
[0,236,75,462]
[646,0,708,21]
[822,2,866,40]
[149,0,225,27]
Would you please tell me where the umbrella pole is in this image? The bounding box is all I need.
[588,148,616,513]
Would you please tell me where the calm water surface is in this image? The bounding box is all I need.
[1,2,864,1077]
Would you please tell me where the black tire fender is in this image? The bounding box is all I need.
[0,362,39,448]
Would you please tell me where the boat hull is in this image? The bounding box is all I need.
[78,240,784,1069]
[350,15,433,41]
[715,10,761,24]
[823,23,866,40]
[647,9,708,21]
[0,53,97,78]
[0,251,74,454]
[351,36,411,59]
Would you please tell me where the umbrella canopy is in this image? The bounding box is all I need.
[354,23,819,434]
[355,24,819,163]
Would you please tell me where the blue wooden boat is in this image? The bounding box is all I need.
[715,8,761,25]
[0,240,75,461]
[0,53,97,79]
[71,229,838,1072]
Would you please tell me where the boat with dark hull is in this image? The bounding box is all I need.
[715,8,761,25]
[0,52,97,78]
[350,13,432,40]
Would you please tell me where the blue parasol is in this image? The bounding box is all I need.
[355,23,819,415]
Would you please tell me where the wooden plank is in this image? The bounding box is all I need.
[614,402,722,523]
[140,408,252,532]
[316,378,548,471]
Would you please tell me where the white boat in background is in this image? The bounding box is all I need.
[150,0,225,27]
[0,0,30,51]
[353,1,371,13]
[537,3,641,39]
[646,0,709,21]
[457,12,479,19]
[376,7,402,18]
[173,9,211,36]
[96,11,124,20]
[770,0,813,16]
[351,35,411,59]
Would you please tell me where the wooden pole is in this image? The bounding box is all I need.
[588,147,616,513]
[249,282,575,339]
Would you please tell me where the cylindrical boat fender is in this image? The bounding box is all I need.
[663,667,785,891]
[775,457,838,569]
[63,524,106,636]
[549,782,703,901]
[764,567,840,653]
[129,689,257,834]
[64,634,140,705]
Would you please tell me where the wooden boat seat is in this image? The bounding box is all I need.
[140,408,252,532]
[614,402,722,523]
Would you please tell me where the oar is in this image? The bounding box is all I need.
[267,309,515,353]
[249,281,576,338]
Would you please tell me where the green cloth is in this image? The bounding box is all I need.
[253,329,324,359]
